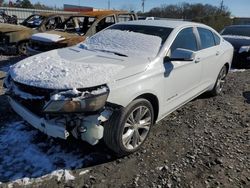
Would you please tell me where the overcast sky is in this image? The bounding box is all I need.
[29,0,250,17]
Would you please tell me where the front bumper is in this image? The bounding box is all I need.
[8,97,69,139]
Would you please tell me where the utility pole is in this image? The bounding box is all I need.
[108,0,110,10]
[142,0,145,13]
[220,0,224,11]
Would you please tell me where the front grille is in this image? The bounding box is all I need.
[10,79,58,115]
[29,40,67,52]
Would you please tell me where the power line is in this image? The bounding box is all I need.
[142,0,145,13]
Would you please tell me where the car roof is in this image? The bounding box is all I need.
[115,20,207,29]
[76,10,129,18]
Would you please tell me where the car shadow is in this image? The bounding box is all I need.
[243,91,250,104]
[0,120,118,184]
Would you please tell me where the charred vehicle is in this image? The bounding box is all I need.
[0,10,18,24]
[0,13,71,54]
[27,11,137,55]
[4,20,233,156]
[221,25,250,68]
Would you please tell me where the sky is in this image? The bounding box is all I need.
[29,0,250,17]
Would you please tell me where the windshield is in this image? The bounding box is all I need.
[221,26,250,37]
[56,16,96,34]
[79,25,171,58]
[21,14,44,28]
[109,24,173,44]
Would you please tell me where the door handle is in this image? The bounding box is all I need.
[216,51,220,56]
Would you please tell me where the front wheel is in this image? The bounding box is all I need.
[209,65,227,96]
[103,99,154,156]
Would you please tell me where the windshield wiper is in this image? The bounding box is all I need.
[97,49,128,57]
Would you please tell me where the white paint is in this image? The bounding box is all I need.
[31,33,65,42]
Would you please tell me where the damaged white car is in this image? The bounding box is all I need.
[4,20,234,156]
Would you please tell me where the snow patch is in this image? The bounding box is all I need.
[81,29,162,58]
[79,170,90,176]
[222,35,250,40]
[0,121,98,185]
[230,69,246,72]
[10,50,124,89]
[31,33,65,43]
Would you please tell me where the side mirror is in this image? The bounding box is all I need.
[165,48,196,62]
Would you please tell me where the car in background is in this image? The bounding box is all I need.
[221,25,250,68]
[4,20,233,156]
[0,13,72,55]
[27,11,137,55]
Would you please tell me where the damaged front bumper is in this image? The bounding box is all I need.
[8,96,113,145]
[4,76,113,145]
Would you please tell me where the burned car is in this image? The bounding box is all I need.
[0,13,71,54]
[221,25,250,68]
[4,20,233,156]
[27,11,137,55]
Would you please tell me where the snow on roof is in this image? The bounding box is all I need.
[81,29,162,58]
[116,20,203,29]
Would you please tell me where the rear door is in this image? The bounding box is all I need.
[196,27,221,87]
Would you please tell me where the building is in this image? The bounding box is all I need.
[64,4,93,12]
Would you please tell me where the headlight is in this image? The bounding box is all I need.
[43,87,109,113]
[239,46,250,54]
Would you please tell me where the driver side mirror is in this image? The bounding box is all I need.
[165,48,196,62]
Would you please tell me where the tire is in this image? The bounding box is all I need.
[208,65,227,96]
[17,41,28,55]
[103,98,154,156]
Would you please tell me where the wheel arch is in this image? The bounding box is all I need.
[134,93,159,123]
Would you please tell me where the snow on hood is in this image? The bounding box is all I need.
[80,29,162,58]
[10,50,125,89]
[31,33,65,42]
[222,35,250,40]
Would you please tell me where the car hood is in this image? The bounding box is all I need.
[222,35,250,50]
[31,30,85,45]
[0,23,30,33]
[10,47,150,90]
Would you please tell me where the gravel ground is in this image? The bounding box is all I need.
[0,55,249,188]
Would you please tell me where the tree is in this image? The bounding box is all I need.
[140,3,232,31]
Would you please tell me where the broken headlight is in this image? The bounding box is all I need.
[43,87,109,113]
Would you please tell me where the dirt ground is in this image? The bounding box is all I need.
[0,55,249,188]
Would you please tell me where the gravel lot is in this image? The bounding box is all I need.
[0,55,249,188]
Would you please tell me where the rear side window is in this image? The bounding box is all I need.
[170,27,198,52]
[198,27,216,49]
[117,14,134,22]
[213,33,221,45]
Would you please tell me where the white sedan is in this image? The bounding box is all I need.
[4,20,234,156]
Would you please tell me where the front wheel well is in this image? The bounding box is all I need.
[135,93,159,123]
[224,63,230,74]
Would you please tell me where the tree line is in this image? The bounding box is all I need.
[140,3,232,31]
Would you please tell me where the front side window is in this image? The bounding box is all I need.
[117,14,134,22]
[198,27,216,49]
[170,27,198,52]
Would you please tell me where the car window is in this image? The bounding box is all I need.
[198,27,216,49]
[96,16,115,32]
[213,33,221,45]
[117,14,134,22]
[45,17,62,30]
[221,26,250,37]
[170,27,198,52]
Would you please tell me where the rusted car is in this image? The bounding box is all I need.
[0,13,71,54]
[27,11,137,55]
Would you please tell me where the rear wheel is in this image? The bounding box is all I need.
[103,99,154,156]
[209,65,227,96]
[17,41,28,55]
